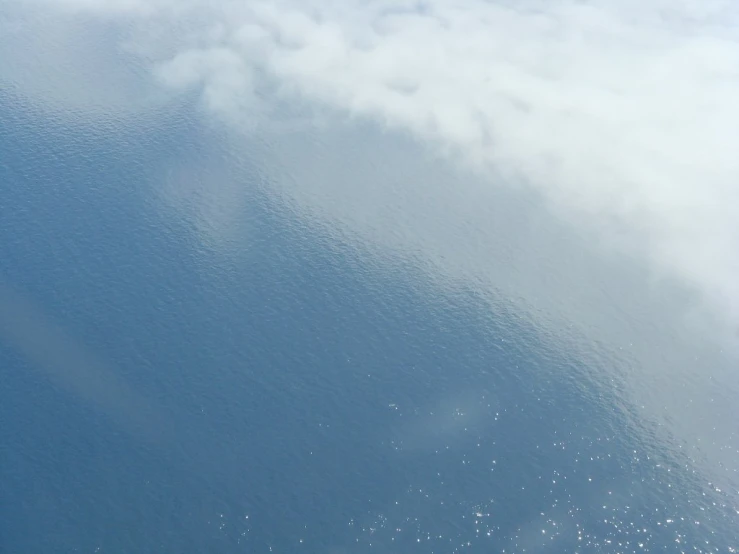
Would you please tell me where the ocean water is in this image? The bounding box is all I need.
[1,88,738,554]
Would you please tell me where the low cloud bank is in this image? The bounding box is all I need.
[9,0,739,327]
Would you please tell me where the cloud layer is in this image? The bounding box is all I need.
[7,0,739,327]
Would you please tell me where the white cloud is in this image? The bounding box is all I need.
[26,0,739,325]
[154,47,262,117]
[4,0,739,328]
[245,0,739,323]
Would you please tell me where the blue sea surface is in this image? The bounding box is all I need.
[1,91,737,554]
